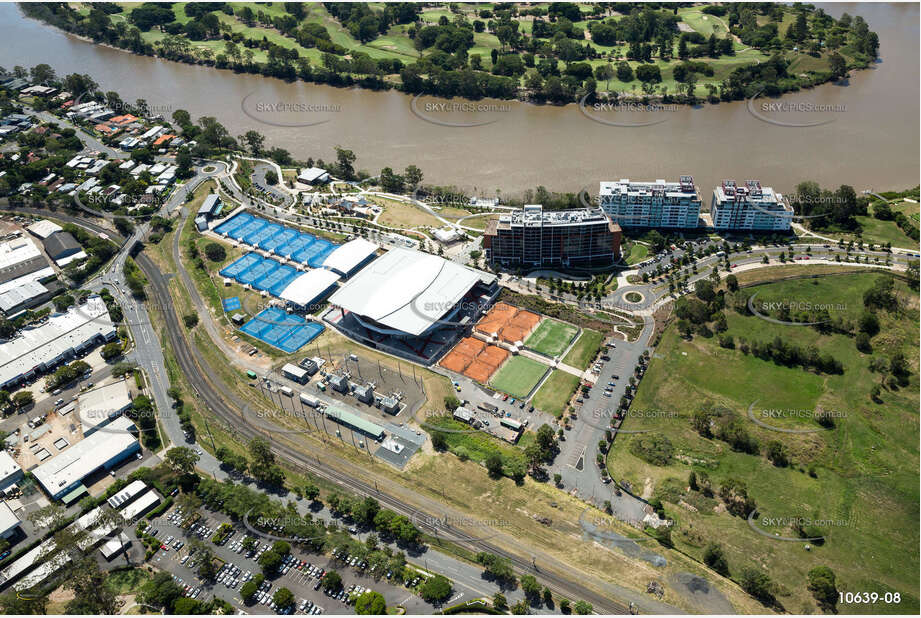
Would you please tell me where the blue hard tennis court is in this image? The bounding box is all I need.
[213,213,340,267]
[241,308,325,353]
[222,297,241,311]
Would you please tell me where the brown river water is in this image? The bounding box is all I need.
[1,3,917,198]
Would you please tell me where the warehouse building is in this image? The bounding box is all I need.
[483,204,621,268]
[32,416,140,501]
[0,237,48,285]
[78,380,133,435]
[0,296,117,390]
[25,220,62,240]
[0,279,53,317]
[41,231,83,263]
[599,176,701,229]
[0,452,23,493]
[0,502,20,539]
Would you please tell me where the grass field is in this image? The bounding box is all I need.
[531,370,580,417]
[561,328,604,370]
[489,355,548,399]
[372,196,443,229]
[525,319,579,357]
[623,243,649,265]
[607,270,920,614]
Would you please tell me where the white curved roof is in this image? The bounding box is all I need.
[278,269,341,306]
[322,237,378,276]
[328,248,480,336]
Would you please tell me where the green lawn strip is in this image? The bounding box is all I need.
[607,272,919,613]
[488,356,548,399]
[525,319,579,357]
[561,328,604,370]
[532,370,580,418]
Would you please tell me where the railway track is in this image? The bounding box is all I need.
[3,204,631,613]
[135,250,631,614]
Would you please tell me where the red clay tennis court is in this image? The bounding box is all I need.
[453,337,486,358]
[499,325,527,344]
[439,349,472,373]
[440,335,510,383]
[475,302,517,336]
[509,309,540,331]
[478,345,509,368]
[465,359,495,384]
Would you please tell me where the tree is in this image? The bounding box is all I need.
[829,52,848,80]
[403,164,423,189]
[64,562,120,615]
[12,391,33,409]
[322,570,342,592]
[183,313,199,328]
[493,593,508,611]
[272,587,295,609]
[243,130,265,155]
[807,566,838,612]
[241,580,258,603]
[303,481,320,502]
[559,599,571,614]
[520,574,541,602]
[740,567,775,606]
[335,146,357,180]
[100,341,122,360]
[265,170,279,185]
[203,242,226,262]
[574,600,593,614]
[703,543,729,576]
[485,452,504,477]
[165,447,200,474]
[420,575,453,604]
[355,590,386,614]
[616,61,634,82]
[726,274,738,292]
[258,550,282,575]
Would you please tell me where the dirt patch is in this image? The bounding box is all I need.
[667,572,736,615]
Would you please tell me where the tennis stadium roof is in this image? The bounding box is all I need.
[278,269,341,307]
[328,248,481,336]
[321,237,378,276]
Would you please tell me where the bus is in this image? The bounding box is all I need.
[246,370,257,380]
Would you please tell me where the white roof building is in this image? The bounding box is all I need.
[278,269,341,309]
[0,279,48,315]
[321,238,378,277]
[0,296,117,390]
[100,533,131,560]
[0,237,43,272]
[119,490,159,521]
[328,248,482,337]
[78,380,133,435]
[0,452,23,491]
[0,501,20,538]
[32,416,139,499]
[107,479,147,509]
[297,167,329,184]
[26,220,63,240]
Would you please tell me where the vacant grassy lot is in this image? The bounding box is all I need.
[489,355,548,399]
[561,328,604,370]
[373,197,443,229]
[608,271,919,614]
[525,319,579,357]
[532,370,580,418]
